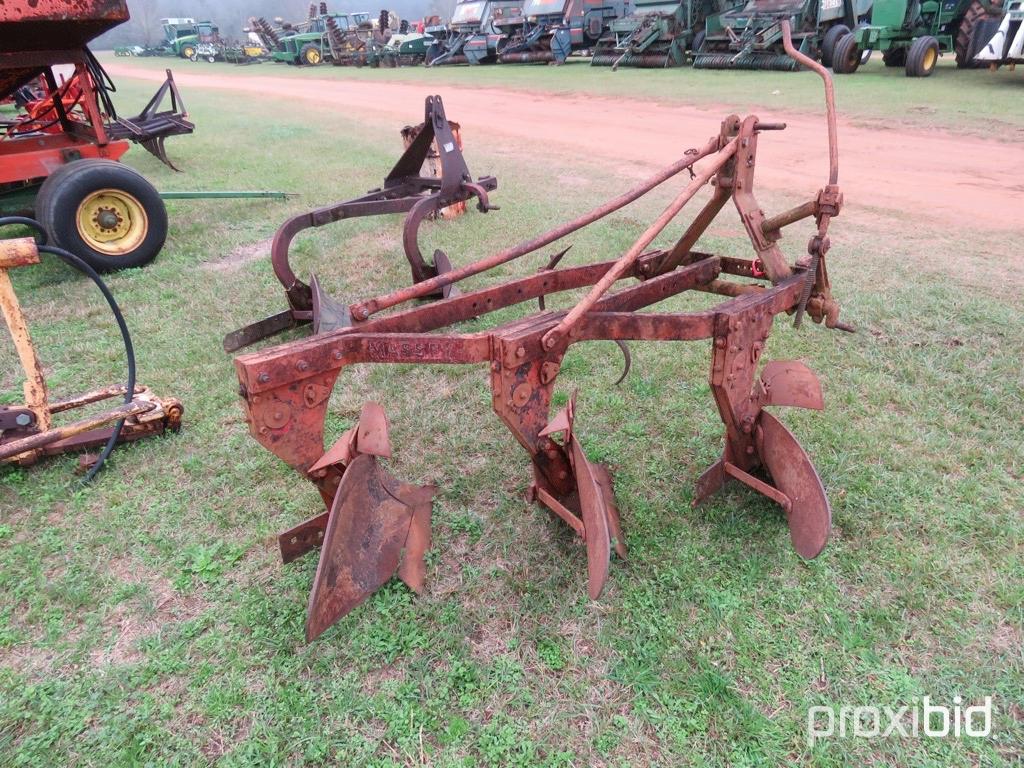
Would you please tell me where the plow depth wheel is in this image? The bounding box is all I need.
[36,160,168,272]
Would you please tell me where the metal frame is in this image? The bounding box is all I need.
[0,238,183,468]
[233,22,849,642]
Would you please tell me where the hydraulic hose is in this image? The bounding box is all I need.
[0,217,136,482]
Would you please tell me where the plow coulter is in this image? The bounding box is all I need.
[231,22,849,642]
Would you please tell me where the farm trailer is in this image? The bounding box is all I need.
[0,0,193,271]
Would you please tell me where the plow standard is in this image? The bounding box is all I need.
[231,22,849,642]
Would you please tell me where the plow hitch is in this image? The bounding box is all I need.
[106,69,195,171]
[232,43,848,640]
[223,95,498,353]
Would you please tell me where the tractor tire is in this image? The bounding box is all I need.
[35,159,168,272]
[300,43,323,65]
[832,33,861,74]
[882,47,906,66]
[905,35,940,76]
[181,45,196,59]
[821,24,850,68]
[956,0,1002,68]
[691,29,706,58]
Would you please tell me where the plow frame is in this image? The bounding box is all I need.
[223,95,498,353]
[233,22,847,641]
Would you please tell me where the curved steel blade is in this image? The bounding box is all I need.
[355,402,391,458]
[569,437,611,599]
[305,453,414,641]
[311,274,353,334]
[433,250,461,299]
[756,411,831,559]
[757,361,824,411]
[593,463,627,560]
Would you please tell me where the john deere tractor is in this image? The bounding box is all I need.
[829,0,1004,75]
[694,0,873,69]
[494,0,627,64]
[159,17,201,59]
[591,0,731,67]
[427,0,527,64]
[270,5,374,65]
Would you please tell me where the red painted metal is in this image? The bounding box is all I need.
[231,43,851,642]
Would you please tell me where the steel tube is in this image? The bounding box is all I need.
[541,139,738,349]
[761,199,817,234]
[779,20,838,185]
[0,400,155,463]
[349,137,721,321]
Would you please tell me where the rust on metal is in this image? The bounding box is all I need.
[224,95,497,353]
[232,46,850,640]
[0,246,183,468]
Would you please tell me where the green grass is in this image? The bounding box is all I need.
[0,73,1021,767]
[100,50,1024,139]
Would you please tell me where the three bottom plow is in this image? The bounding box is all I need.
[232,21,850,642]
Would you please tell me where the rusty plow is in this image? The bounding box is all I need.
[232,24,849,641]
[223,95,498,353]
[275,403,435,641]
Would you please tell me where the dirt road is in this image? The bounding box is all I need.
[106,64,1024,233]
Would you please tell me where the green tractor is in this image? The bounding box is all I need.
[270,4,374,65]
[159,17,201,59]
[591,0,731,67]
[829,0,1004,75]
[694,0,873,70]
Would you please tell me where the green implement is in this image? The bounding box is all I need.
[829,0,1003,76]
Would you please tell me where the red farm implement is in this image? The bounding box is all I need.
[0,0,193,271]
[230,22,849,642]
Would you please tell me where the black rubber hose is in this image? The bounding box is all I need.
[0,217,136,482]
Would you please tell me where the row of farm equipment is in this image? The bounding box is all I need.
[133,0,1024,75]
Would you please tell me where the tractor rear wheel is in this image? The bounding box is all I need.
[181,45,196,59]
[906,35,940,76]
[691,29,706,58]
[35,160,167,272]
[832,33,861,74]
[882,47,906,66]
[821,24,850,68]
[300,43,323,65]
[956,0,1002,67]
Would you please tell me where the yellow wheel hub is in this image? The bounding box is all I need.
[76,189,149,257]
[923,46,937,70]
[307,48,322,64]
